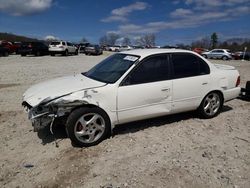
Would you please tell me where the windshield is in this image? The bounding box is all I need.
[84,53,139,83]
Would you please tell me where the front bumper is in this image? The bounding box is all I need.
[23,101,55,131]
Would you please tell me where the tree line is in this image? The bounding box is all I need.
[191,32,250,51]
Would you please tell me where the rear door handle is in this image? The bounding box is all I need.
[161,88,170,91]
[202,82,208,85]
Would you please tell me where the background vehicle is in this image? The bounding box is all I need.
[193,48,208,55]
[49,41,78,56]
[109,45,121,52]
[232,51,243,60]
[119,45,133,52]
[78,42,90,53]
[13,42,22,54]
[233,51,250,60]
[19,42,49,56]
[0,44,10,56]
[22,49,241,147]
[85,44,103,55]
[202,49,232,60]
[0,40,18,54]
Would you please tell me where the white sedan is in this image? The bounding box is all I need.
[22,49,241,147]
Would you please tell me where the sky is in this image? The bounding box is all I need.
[0,0,249,45]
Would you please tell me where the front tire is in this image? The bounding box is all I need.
[199,92,223,119]
[66,107,111,147]
[202,54,207,59]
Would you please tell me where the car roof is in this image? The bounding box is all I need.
[120,48,194,59]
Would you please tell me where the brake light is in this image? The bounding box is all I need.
[28,44,32,48]
[236,76,240,87]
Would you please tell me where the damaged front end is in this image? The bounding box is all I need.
[22,97,88,132]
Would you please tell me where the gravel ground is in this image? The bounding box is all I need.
[0,53,249,188]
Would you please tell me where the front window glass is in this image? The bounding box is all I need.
[84,54,139,83]
[123,55,169,85]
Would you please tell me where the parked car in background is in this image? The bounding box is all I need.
[233,51,250,60]
[132,45,144,49]
[193,48,208,55]
[119,45,133,52]
[0,40,18,54]
[13,42,22,54]
[78,43,90,53]
[241,52,250,60]
[85,44,103,55]
[0,44,10,56]
[22,49,241,147]
[202,49,232,60]
[109,45,121,52]
[19,42,49,56]
[102,45,112,51]
[49,41,78,56]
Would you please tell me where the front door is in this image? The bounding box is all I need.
[117,54,172,124]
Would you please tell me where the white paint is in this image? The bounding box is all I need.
[23,49,241,130]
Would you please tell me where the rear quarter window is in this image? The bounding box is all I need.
[171,53,210,79]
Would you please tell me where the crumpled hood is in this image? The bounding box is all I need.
[23,74,106,107]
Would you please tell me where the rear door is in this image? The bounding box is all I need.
[170,53,211,113]
[117,54,172,124]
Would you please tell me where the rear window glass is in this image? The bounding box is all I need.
[50,42,60,45]
[172,53,210,79]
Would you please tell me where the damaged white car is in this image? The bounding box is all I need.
[22,49,241,147]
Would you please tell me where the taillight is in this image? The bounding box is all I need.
[236,76,240,87]
[28,44,32,48]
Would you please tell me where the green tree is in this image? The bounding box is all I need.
[211,32,218,49]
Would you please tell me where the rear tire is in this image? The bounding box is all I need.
[66,107,111,147]
[21,53,26,56]
[246,81,250,96]
[64,50,68,56]
[4,51,9,57]
[222,56,228,60]
[198,92,223,119]
[35,51,41,56]
[50,53,55,56]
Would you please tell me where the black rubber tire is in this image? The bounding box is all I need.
[50,53,55,56]
[4,51,9,57]
[35,51,41,56]
[64,50,68,56]
[75,50,78,55]
[21,53,26,56]
[246,81,250,96]
[222,56,228,60]
[66,107,111,147]
[198,92,223,119]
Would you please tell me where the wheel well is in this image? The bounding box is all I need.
[69,104,112,125]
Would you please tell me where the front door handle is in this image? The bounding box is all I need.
[202,82,208,85]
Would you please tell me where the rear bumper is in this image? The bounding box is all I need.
[49,48,65,52]
[223,87,241,102]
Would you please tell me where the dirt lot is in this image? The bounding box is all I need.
[0,53,249,188]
